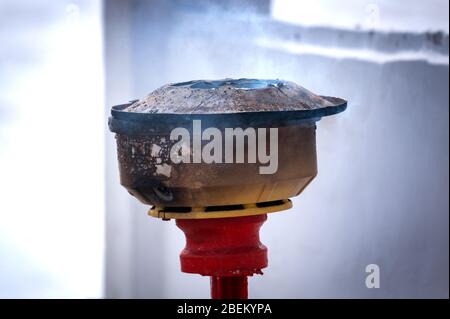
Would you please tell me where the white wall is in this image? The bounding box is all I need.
[104,0,449,298]
[0,0,104,298]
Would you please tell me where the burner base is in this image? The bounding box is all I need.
[148,199,292,219]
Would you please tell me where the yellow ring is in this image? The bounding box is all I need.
[148,199,292,220]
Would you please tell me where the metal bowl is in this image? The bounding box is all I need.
[108,79,346,207]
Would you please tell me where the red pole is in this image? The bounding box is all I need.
[210,276,248,299]
[176,214,267,299]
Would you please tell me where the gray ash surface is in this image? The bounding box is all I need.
[124,78,337,114]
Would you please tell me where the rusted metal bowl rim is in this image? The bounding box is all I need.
[108,96,346,135]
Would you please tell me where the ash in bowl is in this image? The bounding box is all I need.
[123,78,341,114]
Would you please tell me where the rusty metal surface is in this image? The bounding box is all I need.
[114,125,317,207]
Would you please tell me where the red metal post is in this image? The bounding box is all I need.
[176,214,267,299]
[210,276,248,299]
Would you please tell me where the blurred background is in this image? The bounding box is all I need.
[0,0,448,298]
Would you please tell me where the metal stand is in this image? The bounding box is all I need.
[176,214,268,299]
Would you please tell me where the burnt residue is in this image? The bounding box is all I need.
[116,134,175,181]
[124,78,340,114]
[113,125,319,207]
